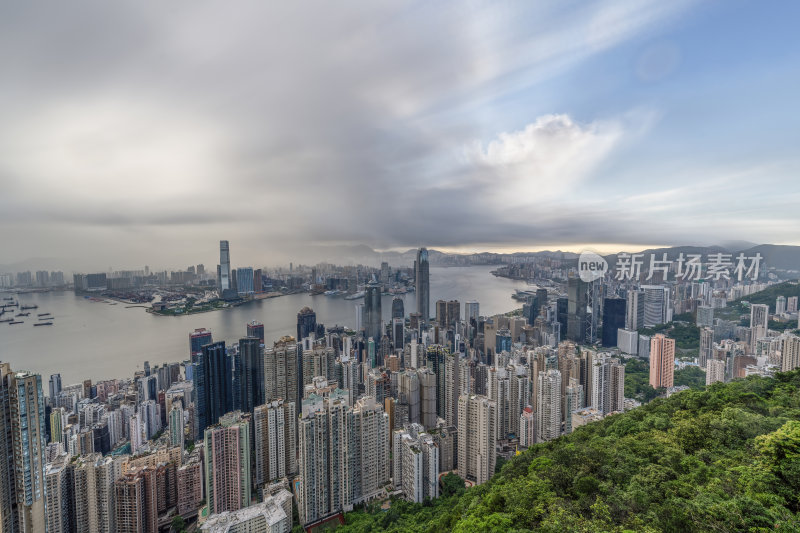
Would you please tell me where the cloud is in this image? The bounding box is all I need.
[463,114,624,203]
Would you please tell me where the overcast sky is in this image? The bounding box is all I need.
[2,1,799,271]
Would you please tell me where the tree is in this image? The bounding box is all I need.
[441,472,466,498]
[170,516,185,533]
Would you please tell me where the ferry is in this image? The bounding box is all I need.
[344,291,365,300]
[20,305,38,310]
[0,318,12,323]
[34,322,53,326]
[16,312,30,317]
[38,313,51,317]
[9,321,23,325]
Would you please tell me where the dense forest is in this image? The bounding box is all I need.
[338,370,800,532]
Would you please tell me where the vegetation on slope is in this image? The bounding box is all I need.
[339,371,800,532]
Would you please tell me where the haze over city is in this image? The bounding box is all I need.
[2,1,800,272]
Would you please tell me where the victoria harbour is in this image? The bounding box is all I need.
[1,265,528,384]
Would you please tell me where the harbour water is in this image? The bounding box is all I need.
[0,265,529,384]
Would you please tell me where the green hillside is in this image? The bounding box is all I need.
[339,371,800,532]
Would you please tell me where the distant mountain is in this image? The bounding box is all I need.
[740,244,800,271]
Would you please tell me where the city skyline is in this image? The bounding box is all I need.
[2,2,800,271]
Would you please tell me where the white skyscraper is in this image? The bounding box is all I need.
[457,394,497,485]
[537,369,562,443]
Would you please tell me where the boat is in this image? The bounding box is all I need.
[16,312,30,317]
[38,313,51,317]
[34,322,53,326]
[20,305,38,310]
[0,318,12,323]
[344,291,365,300]
[9,321,23,325]
[2,296,13,300]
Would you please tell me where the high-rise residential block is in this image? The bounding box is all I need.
[649,334,675,389]
[204,411,252,515]
[457,394,497,485]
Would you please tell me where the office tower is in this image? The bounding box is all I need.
[465,300,480,323]
[556,297,569,339]
[200,489,293,532]
[519,406,535,448]
[638,334,651,359]
[457,395,497,485]
[537,369,562,443]
[247,320,265,344]
[204,411,252,515]
[649,334,675,389]
[254,400,296,487]
[567,277,588,343]
[625,289,644,330]
[253,268,263,293]
[219,240,231,292]
[49,373,62,402]
[169,401,184,451]
[73,453,125,533]
[194,341,232,439]
[297,307,317,341]
[8,371,47,532]
[435,300,447,328]
[602,298,626,347]
[446,300,460,327]
[781,335,800,372]
[776,296,787,315]
[393,317,404,351]
[706,359,726,385]
[45,453,72,533]
[364,278,383,342]
[699,327,714,369]
[426,344,448,419]
[236,267,255,295]
[189,328,213,357]
[114,468,158,533]
[392,297,404,319]
[415,247,430,323]
[617,329,638,355]
[697,305,714,328]
[641,285,670,327]
[536,289,548,315]
[234,337,264,413]
[264,336,298,412]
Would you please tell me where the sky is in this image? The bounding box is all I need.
[1,1,799,271]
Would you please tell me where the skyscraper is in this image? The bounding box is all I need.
[218,240,231,292]
[415,247,430,323]
[204,411,252,515]
[649,334,675,389]
[236,267,255,295]
[696,305,714,328]
[625,289,644,330]
[457,394,496,485]
[391,297,404,320]
[641,285,670,327]
[234,337,264,413]
[246,320,265,344]
[189,328,213,357]
[750,304,769,330]
[601,298,626,347]
[364,278,383,341]
[49,373,62,402]
[537,369,562,442]
[254,399,296,488]
[264,336,298,411]
[10,370,47,532]
[296,307,317,341]
[0,363,19,533]
[194,341,232,439]
[567,277,588,343]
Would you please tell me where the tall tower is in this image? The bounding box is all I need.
[456,394,496,485]
[649,334,675,389]
[234,337,264,413]
[0,363,19,533]
[602,298,626,348]
[246,320,264,344]
[204,411,252,515]
[415,248,430,324]
[537,369,562,443]
[194,341,232,439]
[218,240,231,292]
[364,278,383,342]
[296,307,317,341]
[11,371,47,533]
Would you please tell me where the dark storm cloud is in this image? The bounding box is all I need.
[2,0,794,270]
